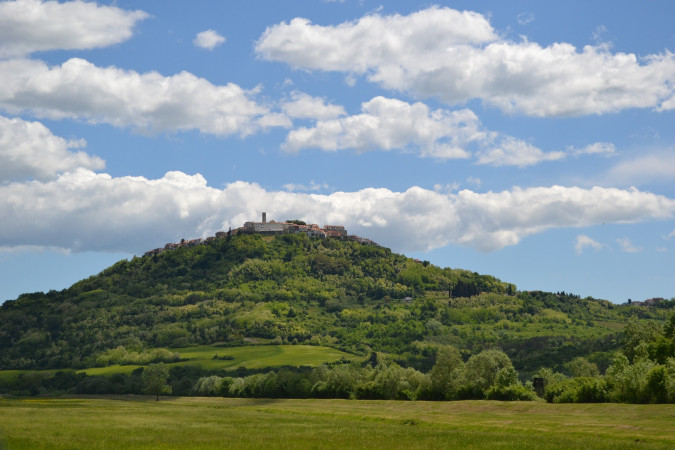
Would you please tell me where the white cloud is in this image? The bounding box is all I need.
[574,234,604,255]
[281,91,346,120]
[571,142,616,157]
[1,170,673,254]
[475,136,565,167]
[658,94,675,111]
[0,58,291,136]
[283,96,475,158]
[466,177,481,188]
[0,0,148,58]
[283,96,563,165]
[617,237,642,253]
[193,29,226,50]
[282,181,330,192]
[604,151,675,185]
[0,115,104,182]
[517,12,535,26]
[256,7,675,117]
[592,25,609,44]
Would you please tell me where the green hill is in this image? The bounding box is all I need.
[1,233,673,400]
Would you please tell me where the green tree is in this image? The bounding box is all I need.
[622,319,661,363]
[566,357,600,378]
[463,349,514,396]
[142,363,172,401]
[429,346,464,400]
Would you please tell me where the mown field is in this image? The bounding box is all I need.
[0,344,354,379]
[0,396,673,449]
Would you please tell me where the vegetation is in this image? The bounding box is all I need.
[0,233,673,402]
[0,397,673,449]
[142,363,171,401]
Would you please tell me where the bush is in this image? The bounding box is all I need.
[486,384,538,401]
[193,376,223,396]
[545,377,608,403]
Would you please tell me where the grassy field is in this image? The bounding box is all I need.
[0,396,673,449]
[0,345,354,379]
[172,344,354,370]
[81,344,353,376]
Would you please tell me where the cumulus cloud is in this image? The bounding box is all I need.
[283,96,563,165]
[0,115,104,182]
[284,96,475,158]
[1,170,673,254]
[281,91,346,120]
[574,234,604,255]
[193,29,226,50]
[0,58,291,136]
[0,0,147,58]
[256,6,675,117]
[617,237,642,253]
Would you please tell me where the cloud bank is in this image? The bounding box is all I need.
[256,6,675,116]
[1,169,673,254]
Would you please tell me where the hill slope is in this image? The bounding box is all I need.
[1,233,672,376]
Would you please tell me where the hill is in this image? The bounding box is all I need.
[0,234,675,402]
[1,232,673,401]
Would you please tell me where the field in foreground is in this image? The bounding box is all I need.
[0,397,674,449]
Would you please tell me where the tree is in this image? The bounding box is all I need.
[463,349,514,394]
[566,357,600,378]
[429,346,464,400]
[622,318,661,362]
[142,363,172,401]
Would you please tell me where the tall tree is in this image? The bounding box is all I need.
[142,363,172,401]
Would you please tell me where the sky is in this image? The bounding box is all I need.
[1,0,675,304]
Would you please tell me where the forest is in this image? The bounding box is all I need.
[1,232,673,403]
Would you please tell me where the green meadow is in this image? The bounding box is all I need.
[0,344,354,379]
[172,344,353,370]
[83,344,353,375]
[0,397,673,449]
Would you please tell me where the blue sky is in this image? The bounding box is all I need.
[1,0,675,304]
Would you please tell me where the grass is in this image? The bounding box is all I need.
[0,397,673,449]
[0,345,355,379]
[170,344,353,370]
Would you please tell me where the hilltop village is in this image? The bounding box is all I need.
[144,213,377,257]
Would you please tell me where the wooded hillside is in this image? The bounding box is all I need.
[2,233,671,377]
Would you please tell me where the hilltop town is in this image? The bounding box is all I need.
[144,213,378,257]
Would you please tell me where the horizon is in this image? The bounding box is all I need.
[1,0,675,304]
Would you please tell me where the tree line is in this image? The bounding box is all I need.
[4,311,673,403]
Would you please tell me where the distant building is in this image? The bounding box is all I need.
[144,212,377,257]
[324,225,347,238]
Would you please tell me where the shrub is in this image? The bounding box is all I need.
[486,384,538,401]
[545,377,608,403]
